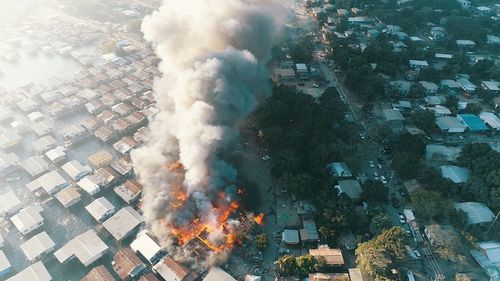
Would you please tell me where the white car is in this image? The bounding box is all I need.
[413,249,421,258]
[369,161,375,168]
[380,176,387,184]
[262,155,271,161]
[398,213,406,224]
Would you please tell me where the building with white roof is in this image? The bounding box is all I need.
[409,60,428,69]
[481,81,500,92]
[44,146,67,164]
[77,175,102,195]
[0,234,4,248]
[457,77,476,92]
[26,170,69,195]
[203,267,236,281]
[154,256,198,281]
[435,116,467,133]
[54,229,108,267]
[85,197,116,222]
[6,261,52,281]
[103,207,144,241]
[440,165,470,183]
[0,152,20,176]
[470,241,500,280]
[479,112,500,131]
[456,39,476,48]
[10,204,44,235]
[131,230,162,264]
[32,135,57,153]
[61,160,92,180]
[282,229,300,245]
[0,250,11,278]
[456,202,495,225]
[419,81,439,94]
[0,130,22,149]
[22,156,51,178]
[295,63,308,78]
[0,189,23,216]
[20,231,56,262]
[28,111,45,122]
[55,187,82,208]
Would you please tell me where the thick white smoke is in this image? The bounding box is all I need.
[132,0,283,266]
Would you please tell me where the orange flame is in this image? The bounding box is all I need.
[254,213,265,225]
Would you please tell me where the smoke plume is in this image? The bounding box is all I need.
[132,0,282,266]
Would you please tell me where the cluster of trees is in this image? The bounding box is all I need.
[389,133,426,179]
[458,143,500,210]
[255,233,268,250]
[250,85,361,245]
[355,227,408,280]
[275,254,326,278]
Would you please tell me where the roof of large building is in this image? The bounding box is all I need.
[154,256,197,281]
[456,202,495,225]
[130,230,162,263]
[55,187,81,208]
[337,180,363,199]
[458,114,489,131]
[328,162,353,177]
[61,160,92,180]
[102,206,144,241]
[6,261,52,281]
[479,112,500,130]
[478,241,500,265]
[54,230,108,267]
[10,204,44,235]
[20,231,56,261]
[88,150,113,168]
[309,245,345,265]
[435,116,467,132]
[85,197,116,222]
[440,165,470,183]
[26,170,69,195]
[81,265,115,281]
[203,267,237,281]
[22,156,51,177]
[0,189,22,216]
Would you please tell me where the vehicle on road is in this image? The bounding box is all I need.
[380,176,387,184]
[413,249,421,259]
[262,155,271,161]
[369,161,375,168]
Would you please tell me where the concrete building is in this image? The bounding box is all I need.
[22,156,51,178]
[309,245,345,266]
[131,230,162,264]
[20,232,56,262]
[112,247,146,280]
[85,197,116,222]
[61,124,88,147]
[81,265,115,281]
[203,267,236,281]
[55,187,82,208]
[456,39,476,49]
[295,63,308,79]
[114,180,142,204]
[61,160,92,180]
[26,170,69,195]
[0,189,23,216]
[54,230,108,267]
[470,241,500,281]
[10,204,44,235]
[153,256,198,281]
[102,207,144,241]
[6,261,52,281]
[481,80,500,93]
[390,80,412,95]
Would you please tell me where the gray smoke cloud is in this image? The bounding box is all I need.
[131,0,283,266]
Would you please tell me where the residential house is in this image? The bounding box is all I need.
[456,40,476,49]
[328,162,353,178]
[54,230,108,267]
[10,204,44,235]
[309,245,345,266]
[5,261,52,281]
[203,267,236,281]
[81,265,114,281]
[455,202,495,225]
[20,232,56,262]
[440,165,470,183]
[131,230,162,264]
[409,60,428,70]
[102,207,144,241]
[55,187,81,208]
[112,247,146,280]
[61,160,92,180]
[114,180,142,204]
[419,81,439,94]
[153,256,198,281]
[457,114,489,132]
[436,116,467,133]
[85,197,116,222]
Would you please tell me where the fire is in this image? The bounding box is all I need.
[254,212,265,225]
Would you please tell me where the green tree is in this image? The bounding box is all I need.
[255,233,268,250]
[411,190,453,222]
[371,212,392,234]
[408,110,437,134]
[409,83,426,98]
[463,103,482,114]
[362,180,389,204]
[392,152,422,179]
[275,255,297,276]
[356,227,407,279]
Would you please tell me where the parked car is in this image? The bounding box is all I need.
[413,249,421,259]
[262,155,271,161]
[403,223,412,236]
[369,161,375,168]
[398,213,406,224]
[380,176,387,184]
